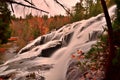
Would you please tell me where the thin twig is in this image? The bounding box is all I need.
[54,0,72,16]
[6,0,49,13]
[43,0,50,7]
[10,3,14,12]
[0,0,49,14]
[24,0,35,6]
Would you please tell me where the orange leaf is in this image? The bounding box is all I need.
[71,54,76,59]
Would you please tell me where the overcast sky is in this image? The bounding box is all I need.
[11,0,80,18]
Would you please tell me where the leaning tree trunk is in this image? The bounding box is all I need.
[100,0,115,79]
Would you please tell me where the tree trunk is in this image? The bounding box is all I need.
[100,0,115,79]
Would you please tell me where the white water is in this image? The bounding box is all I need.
[0,5,116,80]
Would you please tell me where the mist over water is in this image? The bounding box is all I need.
[0,5,116,80]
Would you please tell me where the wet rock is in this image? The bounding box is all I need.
[39,41,62,57]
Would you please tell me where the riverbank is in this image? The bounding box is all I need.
[0,42,19,64]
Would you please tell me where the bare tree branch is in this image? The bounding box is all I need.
[0,0,49,14]
[24,0,35,6]
[10,3,14,12]
[43,0,50,7]
[54,0,72,16]
[5,0,49,14]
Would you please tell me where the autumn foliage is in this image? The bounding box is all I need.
[10,15,70,49]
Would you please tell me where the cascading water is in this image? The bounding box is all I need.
[0,5,116,80]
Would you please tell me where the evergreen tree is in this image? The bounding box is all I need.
[0,2,11,44]
[25,13,33,19]
[115,0,120,23]
[71,2,84,22]
[71,0,103,22]
[89,0,102,18]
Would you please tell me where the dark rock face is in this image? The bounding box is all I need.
[64,32,74,46]
[66,60,87,80]
[19,47,31,54]
[89,30,102,41]
[39,41,62,57]
[34,36,45,46]
[0,73,45,80]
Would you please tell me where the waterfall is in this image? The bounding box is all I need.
[0,5,116,80]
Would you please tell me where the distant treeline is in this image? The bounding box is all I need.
[10,14,70,49]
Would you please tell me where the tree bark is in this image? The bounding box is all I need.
[100,0,115,79]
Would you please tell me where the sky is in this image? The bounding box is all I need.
[10,0,80,18]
